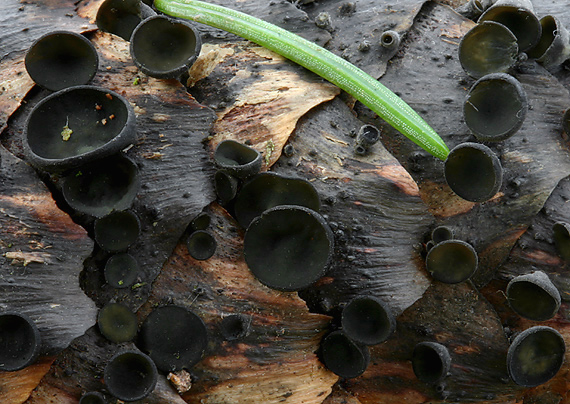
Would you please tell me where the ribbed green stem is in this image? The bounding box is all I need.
[155,0,450,160]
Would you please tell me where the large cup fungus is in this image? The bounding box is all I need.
[97,303,138,343]
[464,73,527,142]
[507,326,565,387]
[62,154,140,218]
[0,312,41,371]
[412,341,452,384]
[24,86,136,173]
[94,210,141,253]
[130,15,202,79]
[444,142,503,202]
[426,240,478,284]
[234,172,321,228]
[104,350,158,401]
[139,305,208,372]
[96,0,156,41]
[244,205,334,291]
[320,330,370,379]
[341,296,396,346]
[25,31,99,92]
[506,271,561,321]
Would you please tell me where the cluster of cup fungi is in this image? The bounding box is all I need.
[3,0,570,401]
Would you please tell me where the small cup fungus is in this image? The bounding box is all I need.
[234,172,321,228]
[130,15,202,79]
[97,302,138,343]
[553,221,570,261]
[563,108,570,136]
[478,0,542,52]
[244,205,334,291]
[79,391,106,404]
[464,73,527,142]
[24,86,136,173]
[190,212,212,232]
[96,0,156,41]
[186,230,217,261]
[214,140,262,179]
[104,252,139,289]
[62,154,140,218]
[379,30,400,50]
[139,305,208,372]
[412,341,451,384]
[528,15,570,67]
[354,124,381,155]
[444,142,503,202]
[506,271,561,321]
[507,326,565,387]
[431,226,454,245]
[104,350,158,401]
[214,170,239,205]
[426,240,478,284]
[341,296,396,346]
[0,312,41,371]
[320,330,370,379]
[459,21,519,78]
[94,210,141,253]
[25,31,99,92]
[220,314,250,341]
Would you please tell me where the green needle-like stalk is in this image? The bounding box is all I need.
[155,0,450,160]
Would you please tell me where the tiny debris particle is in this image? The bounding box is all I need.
[101,118,108,126]
[109,114,115,120]
[95,103,102,111]
[167,370,192,394]
[61,118,73,141]
[265,140,275,165]
[133,77,140,86]
[105,93,113,100]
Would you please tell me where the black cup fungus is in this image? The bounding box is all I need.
[507,326,565,387]
[506,271,561,321]
[244,205,334,291]
[186,230,217,261]
[234,172,321,228]
[104,350,158,401]
[426,239,478,284]
[553,221,570,261]
[139,305,208,372]
[96,0,156,41]
[528,16,570,67]
[130,15,202,79]
[104,252,139,289]
[0,312,41,371]
[444,142,503,203]
[25,31,99,92]
[79,391,106,404]
[190,212,212,232]
[431,226,454,245]
[320,331,370,379]
[98,303,138,343]
[24,85,136,173]
[62,154,140,218]
[341,295,396,346]
[94,210,140,253]
[214,140,262,179]
[464,73,527,142]
[563,109,570,136]
[459,21,519,78]
[412,342,451,384]
[380,30,400,50]
[214,170,239,205]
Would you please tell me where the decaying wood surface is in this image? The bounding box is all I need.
[1,0,570,403]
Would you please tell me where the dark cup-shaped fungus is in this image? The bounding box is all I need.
[244,205,334,291]
[563,109,570,136]
[234,172,321,228]
[25,31,98,92]
[79,391,106,404]
[186,230,217,261]
[459,21,519,78]
[444,142,503,202]
[62,154,140,218]
[98,303,138,343]
[431,226,454,245]
[478,0,542,52]
[214,170,239,205]
[214,140,262,179]
[104,350,158,401]
[506,271,561,321]
[379,30,400,50]
[24,86,136,173]
[104,253,139,289]
[130,15,202,79]
[341,296,396,345]
[190,212,211,232]
[0,312,41,371]
[553,221,570,261]
[464,73,527,142]
[139,305,208,372]
[94,210,140,253]
[96,0,156,41]
[320,331,370,379]
[412,342,451,384]
[354,124,381,155]
[507,326,565,387]
[528,15,570,68]
[220,314,250,341]
[426,240,478,284]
